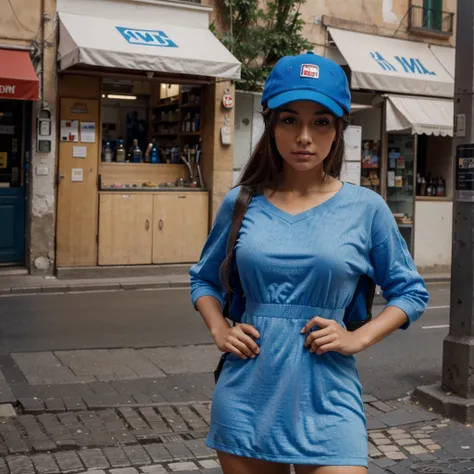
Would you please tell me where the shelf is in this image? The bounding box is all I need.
[156,134,179,137]
[396,223,413,228]
[416,196,452,202]
[155,120,180,124]
[155,102,180,109]
[181,103,201,109]
[362,165,380,169]
[181,132,201,136]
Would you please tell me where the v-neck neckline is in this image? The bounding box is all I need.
[259,181,347,224]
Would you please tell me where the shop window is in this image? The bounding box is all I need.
[100,79,203,190]
[415,134,451,199]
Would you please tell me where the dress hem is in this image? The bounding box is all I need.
[206,439,369,467]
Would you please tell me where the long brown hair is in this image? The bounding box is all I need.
[220,106,348,293]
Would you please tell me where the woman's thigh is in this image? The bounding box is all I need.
[217,451,291,474]
[295,465,368,474]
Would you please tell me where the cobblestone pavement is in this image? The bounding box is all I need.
[0,395,472,473]
[0,345,472,473]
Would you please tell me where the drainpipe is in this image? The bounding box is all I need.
[40,0,46,106]
[0,43,34,52]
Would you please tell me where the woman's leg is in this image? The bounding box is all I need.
[217,451,291,474]
[295,465,367,474]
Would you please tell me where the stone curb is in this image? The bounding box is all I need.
[0,281,190,297]
[413,383,474,424]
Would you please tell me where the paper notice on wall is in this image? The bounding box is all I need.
[341,161,361,186]
[60,120,79,142]
[0,152,7,169]
[0,126,14,135]
[71,168,83,182]
[344,126,362,162]
[80,122,96,143]
[73,146,87,158]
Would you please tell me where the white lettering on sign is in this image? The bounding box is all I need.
[300,64,319,79]
[0,85,16,95]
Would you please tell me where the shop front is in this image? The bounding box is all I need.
[55,0,240,269]
[329,27,455,273]
[0,49,39,265]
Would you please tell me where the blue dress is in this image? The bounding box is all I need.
[189,182,429,466]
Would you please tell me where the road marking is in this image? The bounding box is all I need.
[422,324,449,329]
[426,305,450,310]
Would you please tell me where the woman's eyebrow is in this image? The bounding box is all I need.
[279,108,331,116]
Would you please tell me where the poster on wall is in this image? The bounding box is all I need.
[343,126,362,162]
[456,144,474,202]
[60,120,79,142]
[0,152,7,169]
[80,122,96,143]
[71,168,84,182]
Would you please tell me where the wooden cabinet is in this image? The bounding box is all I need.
[98,194,153,265]
[97,191,209,266]
[153,192,208,264]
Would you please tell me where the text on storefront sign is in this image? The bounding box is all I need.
[370,52,436,75]
[0,85,16,95]
[116,27,178,48]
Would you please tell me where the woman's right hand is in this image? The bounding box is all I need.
[213,324,261,360]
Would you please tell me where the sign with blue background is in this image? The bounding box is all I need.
[116,27,178,48]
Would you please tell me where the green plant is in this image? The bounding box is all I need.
[218,0,312,91]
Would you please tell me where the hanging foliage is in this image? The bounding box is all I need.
[215,0,312,91]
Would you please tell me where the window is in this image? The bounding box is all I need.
[423,0,442,30]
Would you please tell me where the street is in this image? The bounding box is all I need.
[0,282,449,400]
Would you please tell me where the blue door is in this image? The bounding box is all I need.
[0,100,25,264]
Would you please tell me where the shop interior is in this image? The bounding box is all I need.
[349,99,453,255]
[99,78,204,189]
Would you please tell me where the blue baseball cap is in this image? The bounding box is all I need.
[261,52,351,117]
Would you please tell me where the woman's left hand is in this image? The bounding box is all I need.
[300,316,363,356]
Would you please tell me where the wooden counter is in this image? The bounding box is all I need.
[98,190,209,266]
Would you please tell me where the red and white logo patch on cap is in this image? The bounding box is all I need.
[300,64,319,79]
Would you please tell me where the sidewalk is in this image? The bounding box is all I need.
[0,272,449,297]
[0,344,471,474]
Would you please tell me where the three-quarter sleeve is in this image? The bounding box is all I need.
[368,198,429,329]
[189,187,239,309]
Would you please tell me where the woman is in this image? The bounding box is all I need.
[189,52,429,474]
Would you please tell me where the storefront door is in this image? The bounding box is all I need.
[0,100,26,264]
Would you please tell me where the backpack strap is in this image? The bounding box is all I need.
[226,186,253,258]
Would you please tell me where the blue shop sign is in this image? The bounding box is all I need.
[116,27,178,48]
[370,52,436,75]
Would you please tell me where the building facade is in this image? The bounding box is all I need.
[0,0,57,274]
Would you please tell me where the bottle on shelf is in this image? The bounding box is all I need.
[104,142,113,163]
[131,139,142,163]
[144,143,152,163]
[115,139,126,162]
[417,172,446,197]
[150,139,160,164]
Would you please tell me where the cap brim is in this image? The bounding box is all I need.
[267,90,344,117]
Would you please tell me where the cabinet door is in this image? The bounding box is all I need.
[99,194,153,265]
[153,193,209,264]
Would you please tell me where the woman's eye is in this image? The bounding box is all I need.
[315,118,331,126]
[281,117,297,125]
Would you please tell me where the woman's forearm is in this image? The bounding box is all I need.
[195,296,231,340]
[355,306,409,351]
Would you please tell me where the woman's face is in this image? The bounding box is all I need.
[273,100,337,173]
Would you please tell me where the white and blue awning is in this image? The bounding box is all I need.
[327,28,454,98]
[58,11,241,80]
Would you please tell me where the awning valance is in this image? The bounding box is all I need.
[327,28,453,98]
[386,95,453,136]
[0,49,39,101]
[58,12,241,80]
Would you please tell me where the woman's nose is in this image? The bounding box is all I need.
[297,126,312,145]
